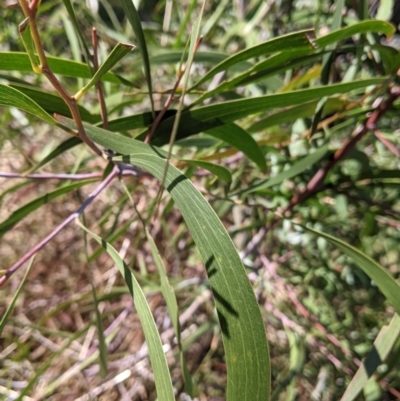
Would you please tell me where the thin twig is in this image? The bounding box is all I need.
[0,167,119,287]
[0,170,142,181]
[18,1,102,156]
[373,129,400,158]
[92,27,109,130]
[272,86,400,228]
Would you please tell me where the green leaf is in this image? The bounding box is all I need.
[120,0,154,114]
[146,78,387,146]
[0,52,132,85]
[10,83,99,123]
[75,43,135,100]
[27,137,82,173]
[78,222,175,401]
[91,282,107,377]
[18,18,40,73]
[0,180,95,237]
[340,313,400,401]
[61,0,92,64]
[247,98,347,132]
[0,83,57,124]
[145,228,193,396]
[192,29,316,88]
[300,225,400,315]
[146,51,253,71]
[315,20,395,48]
[107,109,176,132]
[236,145,329,196]
[0,257,34,337]
[181,159,232,183]
[206,124,266,172]
[73,122,271,401]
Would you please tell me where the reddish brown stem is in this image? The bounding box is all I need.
[92,27,109,130]
[280,86,400,222]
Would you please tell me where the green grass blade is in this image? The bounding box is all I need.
[77,222,175,401]
[145,228,193,396]
[192,29,316,88]
[71,122,271,401]
[300,225,400,315]
[0,180,96,237]
[15,323,91,401]
[0,257,34,337]
[0,52,133,85]
[340,313,400,401]
[0,83,56,125]
[120,0,154,115]
[236,145,329,196]
[75,43,135,100]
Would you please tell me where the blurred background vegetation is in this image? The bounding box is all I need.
[0,0,400,400]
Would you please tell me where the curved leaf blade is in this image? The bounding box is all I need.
[120,0,154,114]
[79,123,271,401]
[301,225,400,315]
[181,159,232,183]
[148,78,387,146]
[0,180,95,237]
[207,124,266,172]
[78,222,175,401]
[0,52,132,85]
[236,145,329,196]
[0,83,56,124]
[76,43,135,100]
[340,313,400,401]
[315,20,395,48]
[192,29,316,88]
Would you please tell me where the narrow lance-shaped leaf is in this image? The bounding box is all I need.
[340,313,400,401]
[299,225,400,315]
[0,257,34,337]
[145,228,193,396]
[18,18,40,73]
[0,83,57,125]
[181,159,232,183]
[192,29,316,88]
[11,83,99,123]
[235,145,329,196]
[60,120,272,401]
[75,43,135,100]
[77,221,175,401]
[27,137,82,173]
[120,0,154,115]
[61,0,92,64]
[315,20,395,48]
[148,78,387,146]
[57,115,272,400]
[0,180,96,237]
[91,282,107,377]
[0,52,133,85]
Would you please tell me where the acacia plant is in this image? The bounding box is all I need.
[1,0,400,400]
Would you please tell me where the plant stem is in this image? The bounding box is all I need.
[0,167,119,287]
